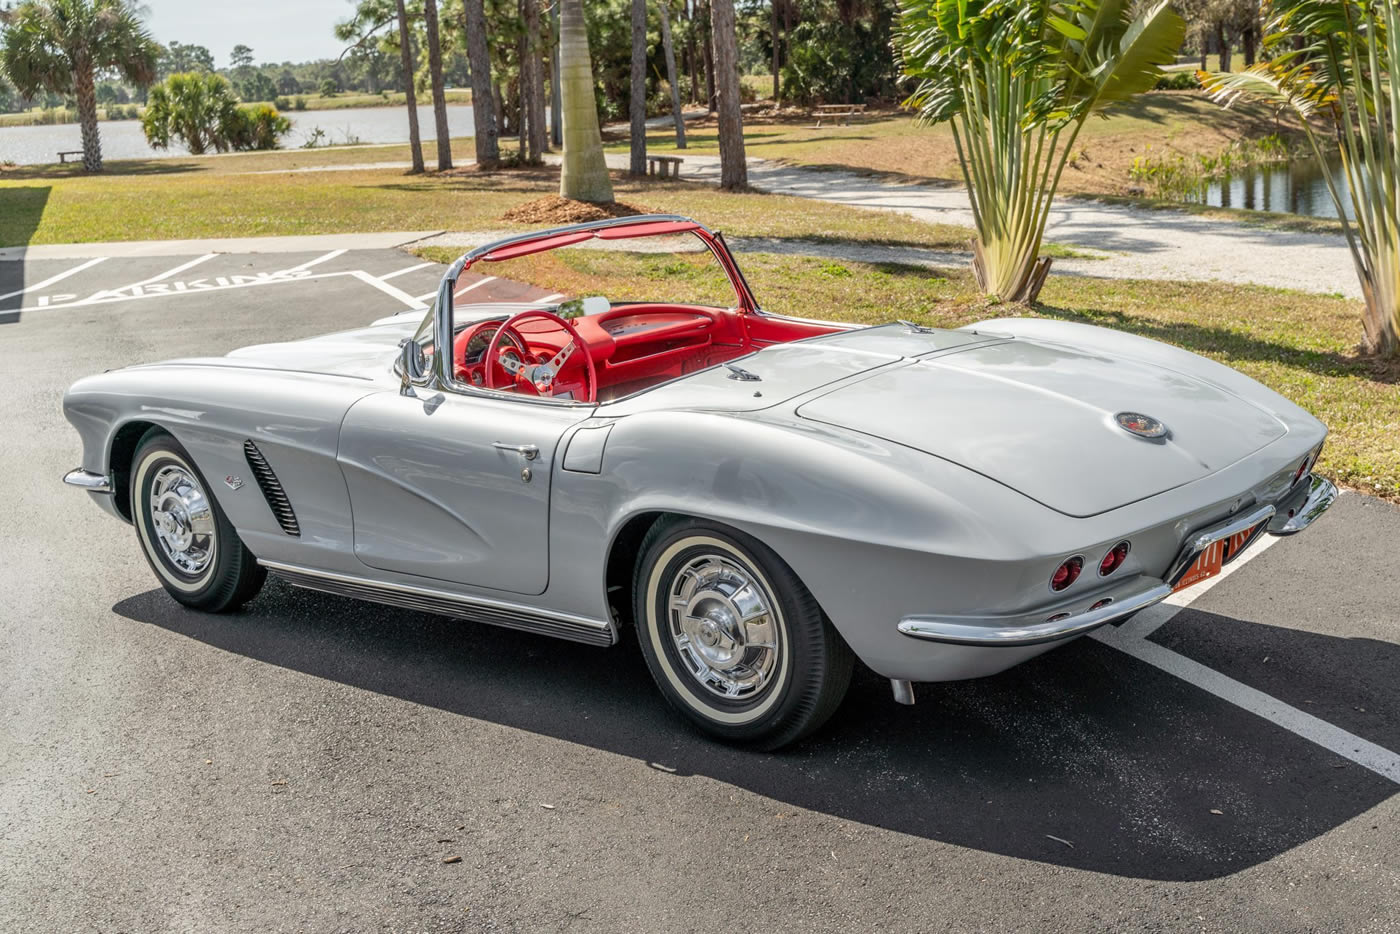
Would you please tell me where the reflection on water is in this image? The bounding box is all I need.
[0,104,478,165]
[1193,156,1354,220]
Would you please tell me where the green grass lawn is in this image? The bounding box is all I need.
[413,244,1399,503]
[0,159,974,248]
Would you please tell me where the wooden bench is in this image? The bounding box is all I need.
[57,150,84,164]
[646,154,684,178]
[810,104,866,128]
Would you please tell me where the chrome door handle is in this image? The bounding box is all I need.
[492,442,539,460]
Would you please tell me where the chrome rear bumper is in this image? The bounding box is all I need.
[898,476,1338,649]
[62,468,113,493]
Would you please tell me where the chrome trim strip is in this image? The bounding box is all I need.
[1164,501,1276,585]
[897,581,1174,647]
[1267,475,1338,536]
[259,560,615,647]
[63,468,113,493]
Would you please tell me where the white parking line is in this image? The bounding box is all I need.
[129,253,218,286]
[1091,499,1400,784]
[0,256,107,302]
[282,249,347,273]
[415,275,498,303]
[540,293,566,303]
[378,262,433,281]
[351,270,428,310]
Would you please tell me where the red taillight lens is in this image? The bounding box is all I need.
[1098,541,1130,577]
[1050,556,1083,592]
[1293,454,1313,485]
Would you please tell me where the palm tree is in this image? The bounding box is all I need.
[558,0,613,202]
[522,0,547,165]
[899,0,1183,302]
[423,0,452,170]
[1,0,158,172]
[392,0,425,173]
[630,0,648,175]
[461,0,500,168]
[1201,0,1400,356]
[335,0,422,172]
[657,0,686,148]
[710,0,747,189]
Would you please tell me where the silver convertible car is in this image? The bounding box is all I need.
[63,215,1337,749]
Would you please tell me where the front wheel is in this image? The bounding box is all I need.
[633,517,853,750]
[131,430,265,612]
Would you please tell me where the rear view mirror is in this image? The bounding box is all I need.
[399,338,426,395]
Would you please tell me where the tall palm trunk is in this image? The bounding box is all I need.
[463,0,499,168]
[523,0,546,164]
[73,53,102,172]
[550,0,562,149]
[629,0,647,175]
[709,0,746,189]
[394,0,425,173]
[423,0,452,170]
[770,0,780,103]
[558,0,613,202]
[701,0,716,113]
[657,0,686,148]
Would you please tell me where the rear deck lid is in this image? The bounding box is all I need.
[796,338,1288,516]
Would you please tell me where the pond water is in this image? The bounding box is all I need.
[1192,156,1354,220]
[0,104,478,165]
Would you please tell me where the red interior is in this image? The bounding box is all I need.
[453,303,841,401]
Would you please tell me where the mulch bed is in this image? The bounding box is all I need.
[501,196,648,225]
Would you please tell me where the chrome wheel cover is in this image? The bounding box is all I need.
[148,464,216,577]
[666,553,781,700]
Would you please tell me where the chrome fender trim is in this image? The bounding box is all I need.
[63,468,114,493]
[259,560,616,647]
[897,581,1174,647]
[1267,475,1338,536]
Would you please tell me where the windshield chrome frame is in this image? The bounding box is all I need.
[413,214,754,405]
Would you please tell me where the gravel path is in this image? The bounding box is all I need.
[660,153,1361,298]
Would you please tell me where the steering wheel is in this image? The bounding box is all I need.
[483,309,598,403]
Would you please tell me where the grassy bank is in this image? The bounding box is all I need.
[0,155,973,248]
[414,244,1398,502]
[615,91,1298,199]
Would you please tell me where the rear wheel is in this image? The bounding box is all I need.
[130,430,265,612]
[633,517,853,750]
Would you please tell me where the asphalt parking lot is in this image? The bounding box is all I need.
[1,242,1398,933]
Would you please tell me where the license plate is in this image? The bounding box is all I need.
[1172,523,1262,593]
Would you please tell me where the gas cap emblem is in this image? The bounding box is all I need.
[1115,412,1168,439]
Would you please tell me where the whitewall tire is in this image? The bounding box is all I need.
[130,430,265,612]
[633,516,853,749]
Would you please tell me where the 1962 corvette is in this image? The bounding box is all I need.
[63,215,1337,748]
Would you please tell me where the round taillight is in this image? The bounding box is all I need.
[1090,598,1114,610]
[1098,541,1130,577]
[1050,556,1084,592]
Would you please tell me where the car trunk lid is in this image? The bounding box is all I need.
[796,338,1288,517]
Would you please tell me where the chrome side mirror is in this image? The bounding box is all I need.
[399,338,426,396]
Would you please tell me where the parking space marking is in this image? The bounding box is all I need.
[351,269,428,310]
[28,268,333,311]
[1092,504,1400,784]
[540,293,566,303]
[378,262,433,281]
[0,256,107,302]
[282,249,347,272]
[129,253,218,286]
[1095,626,1400,782]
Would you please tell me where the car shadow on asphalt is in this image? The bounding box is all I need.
[114,581,1396,883]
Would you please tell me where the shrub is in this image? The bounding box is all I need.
[318,78,338,97]
[143,72,290,153]
[1154,69,1199,91]
[274,95,291,110]
[293,95,306,110]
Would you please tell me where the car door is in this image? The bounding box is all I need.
[336,388,590,595]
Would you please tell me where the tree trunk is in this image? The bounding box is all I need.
[657,0,686,148]
[518,7,530,159]
[463,0,499,167]
[709,0,745,189]
[526,0,547,163]
[1242,24,1257,67]
[1216,25,1232,73]
[550,0,562,149]
[559,0,614,202]
[630,0,648,175]
[770,0,779,104]
[423,0,453,170]
[701,0,716,113]
[686,1,700,105]
[74,56,103,172]
[494,81,507,138]
[394,0,425,173]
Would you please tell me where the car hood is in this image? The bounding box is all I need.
[796,338,1288,517]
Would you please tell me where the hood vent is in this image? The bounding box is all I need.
[243,440,301,536]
